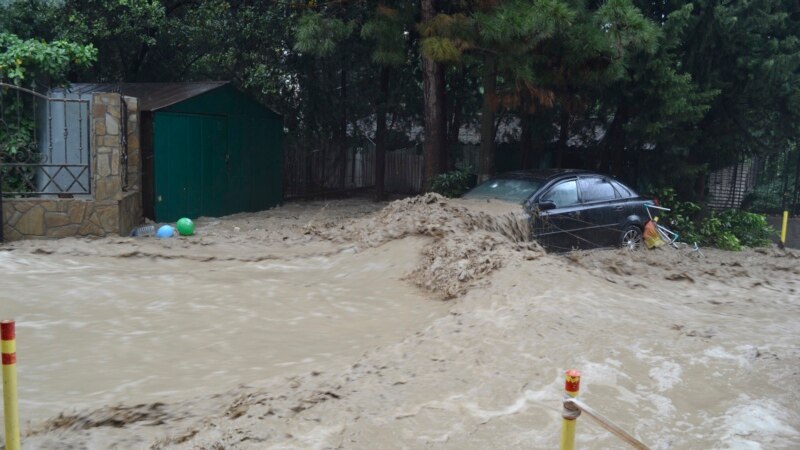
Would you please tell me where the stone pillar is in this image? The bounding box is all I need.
[0,93,142,241]
[92,93,123,203]
[125,97,142,191]
[119,96,143,235]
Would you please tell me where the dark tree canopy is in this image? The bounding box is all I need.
[1,0,798,200]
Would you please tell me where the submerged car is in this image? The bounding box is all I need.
[462,169,650,251]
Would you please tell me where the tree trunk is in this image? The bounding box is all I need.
[520,91,535,169]
[687,144,707,201]
[603,102,627,176]
[338,65,348,189]
[375,67,389,200]
[447,104,463,171]
[478,54,497,182]
[437,66,448,172]
[447,68,465,172]
[556,109,569,168]
[520,112,534,169]
[447,106,462,172]
[305,62,317,192]
[421,0,446,189]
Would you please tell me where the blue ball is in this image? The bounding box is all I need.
[156,225,175,238]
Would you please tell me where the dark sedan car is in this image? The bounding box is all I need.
[462,169,650,251]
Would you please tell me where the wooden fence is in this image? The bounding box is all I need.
[284,143,422,198]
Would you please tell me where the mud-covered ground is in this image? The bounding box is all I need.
[1,194,798,449]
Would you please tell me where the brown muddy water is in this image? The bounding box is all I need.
[2,195,800,449]
[0,237,445,424]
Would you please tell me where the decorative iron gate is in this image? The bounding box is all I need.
[120,96,129,191]
[0,82,92,198]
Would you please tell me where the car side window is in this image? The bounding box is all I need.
[579,177,617,203]
[541,180,579,208]
[610,180,635,198]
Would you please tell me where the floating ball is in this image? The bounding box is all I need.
[176,217,195,236]
[156,225,175,238]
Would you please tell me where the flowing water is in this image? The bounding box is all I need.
[0,237,446,423]
[2,196,799,449]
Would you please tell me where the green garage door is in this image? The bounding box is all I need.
[153,113,228,222]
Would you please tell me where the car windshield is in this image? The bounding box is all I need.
[463,178,543,203]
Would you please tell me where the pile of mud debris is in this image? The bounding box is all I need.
[310,193,542,298]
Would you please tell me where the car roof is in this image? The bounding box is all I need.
[491,169,597,182]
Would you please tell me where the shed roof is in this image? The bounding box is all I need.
[65,82,229,112]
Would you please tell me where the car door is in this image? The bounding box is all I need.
[576,176,624,247]
[530,178,586,251]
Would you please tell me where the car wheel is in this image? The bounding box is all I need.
[620,225,643,251]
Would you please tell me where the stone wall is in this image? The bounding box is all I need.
[3,198,124,240]
[2,92,143,241]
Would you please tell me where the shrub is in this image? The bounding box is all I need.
[651,187,776,250]
[714,209,775,248]
[651,187,702,244]
[430,168,476,198]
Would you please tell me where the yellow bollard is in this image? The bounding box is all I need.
[560,369,581,450]
[780,210,789,248]
[2,320,20,450]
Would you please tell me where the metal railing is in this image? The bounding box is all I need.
[0,82,91,198]
[560,370,651,450]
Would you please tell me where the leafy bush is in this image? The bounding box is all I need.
[0,111,38,194]
[430,168,476,198]
[714,209,774,248]
[651,187,702,243]
[697,215,741,250]
[651,187,775,250]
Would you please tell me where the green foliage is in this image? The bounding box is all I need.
[0,32,96,83]
[650,187,701,243]
[654,187,776,250]
[294,13,355,57]
[0,114,35,158]
[596,0,658,56]
[361,6,410,66]
[0,0,796,206]
[742,148,799,214]
[430,167,476,198]
[1,31,96,194]
[420,37,463,63]
[744,182,785,215]
[0,114,37,194]
[714,209,775,248]
[679,0,800,176]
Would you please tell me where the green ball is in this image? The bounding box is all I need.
[176,217,195,236]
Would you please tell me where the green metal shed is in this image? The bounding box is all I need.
[71,82,283,222]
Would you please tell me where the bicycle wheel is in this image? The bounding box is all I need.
[655,223,679,246]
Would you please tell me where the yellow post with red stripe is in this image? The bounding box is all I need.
[2,320,20,450]
[780,210,789,248]
[560,369,581,450]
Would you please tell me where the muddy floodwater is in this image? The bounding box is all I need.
[1,195,799,449]
[0,237,445,423]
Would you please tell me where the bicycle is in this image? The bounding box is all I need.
[643,203,704,257]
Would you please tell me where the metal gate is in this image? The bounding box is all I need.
[0,82,92,198]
